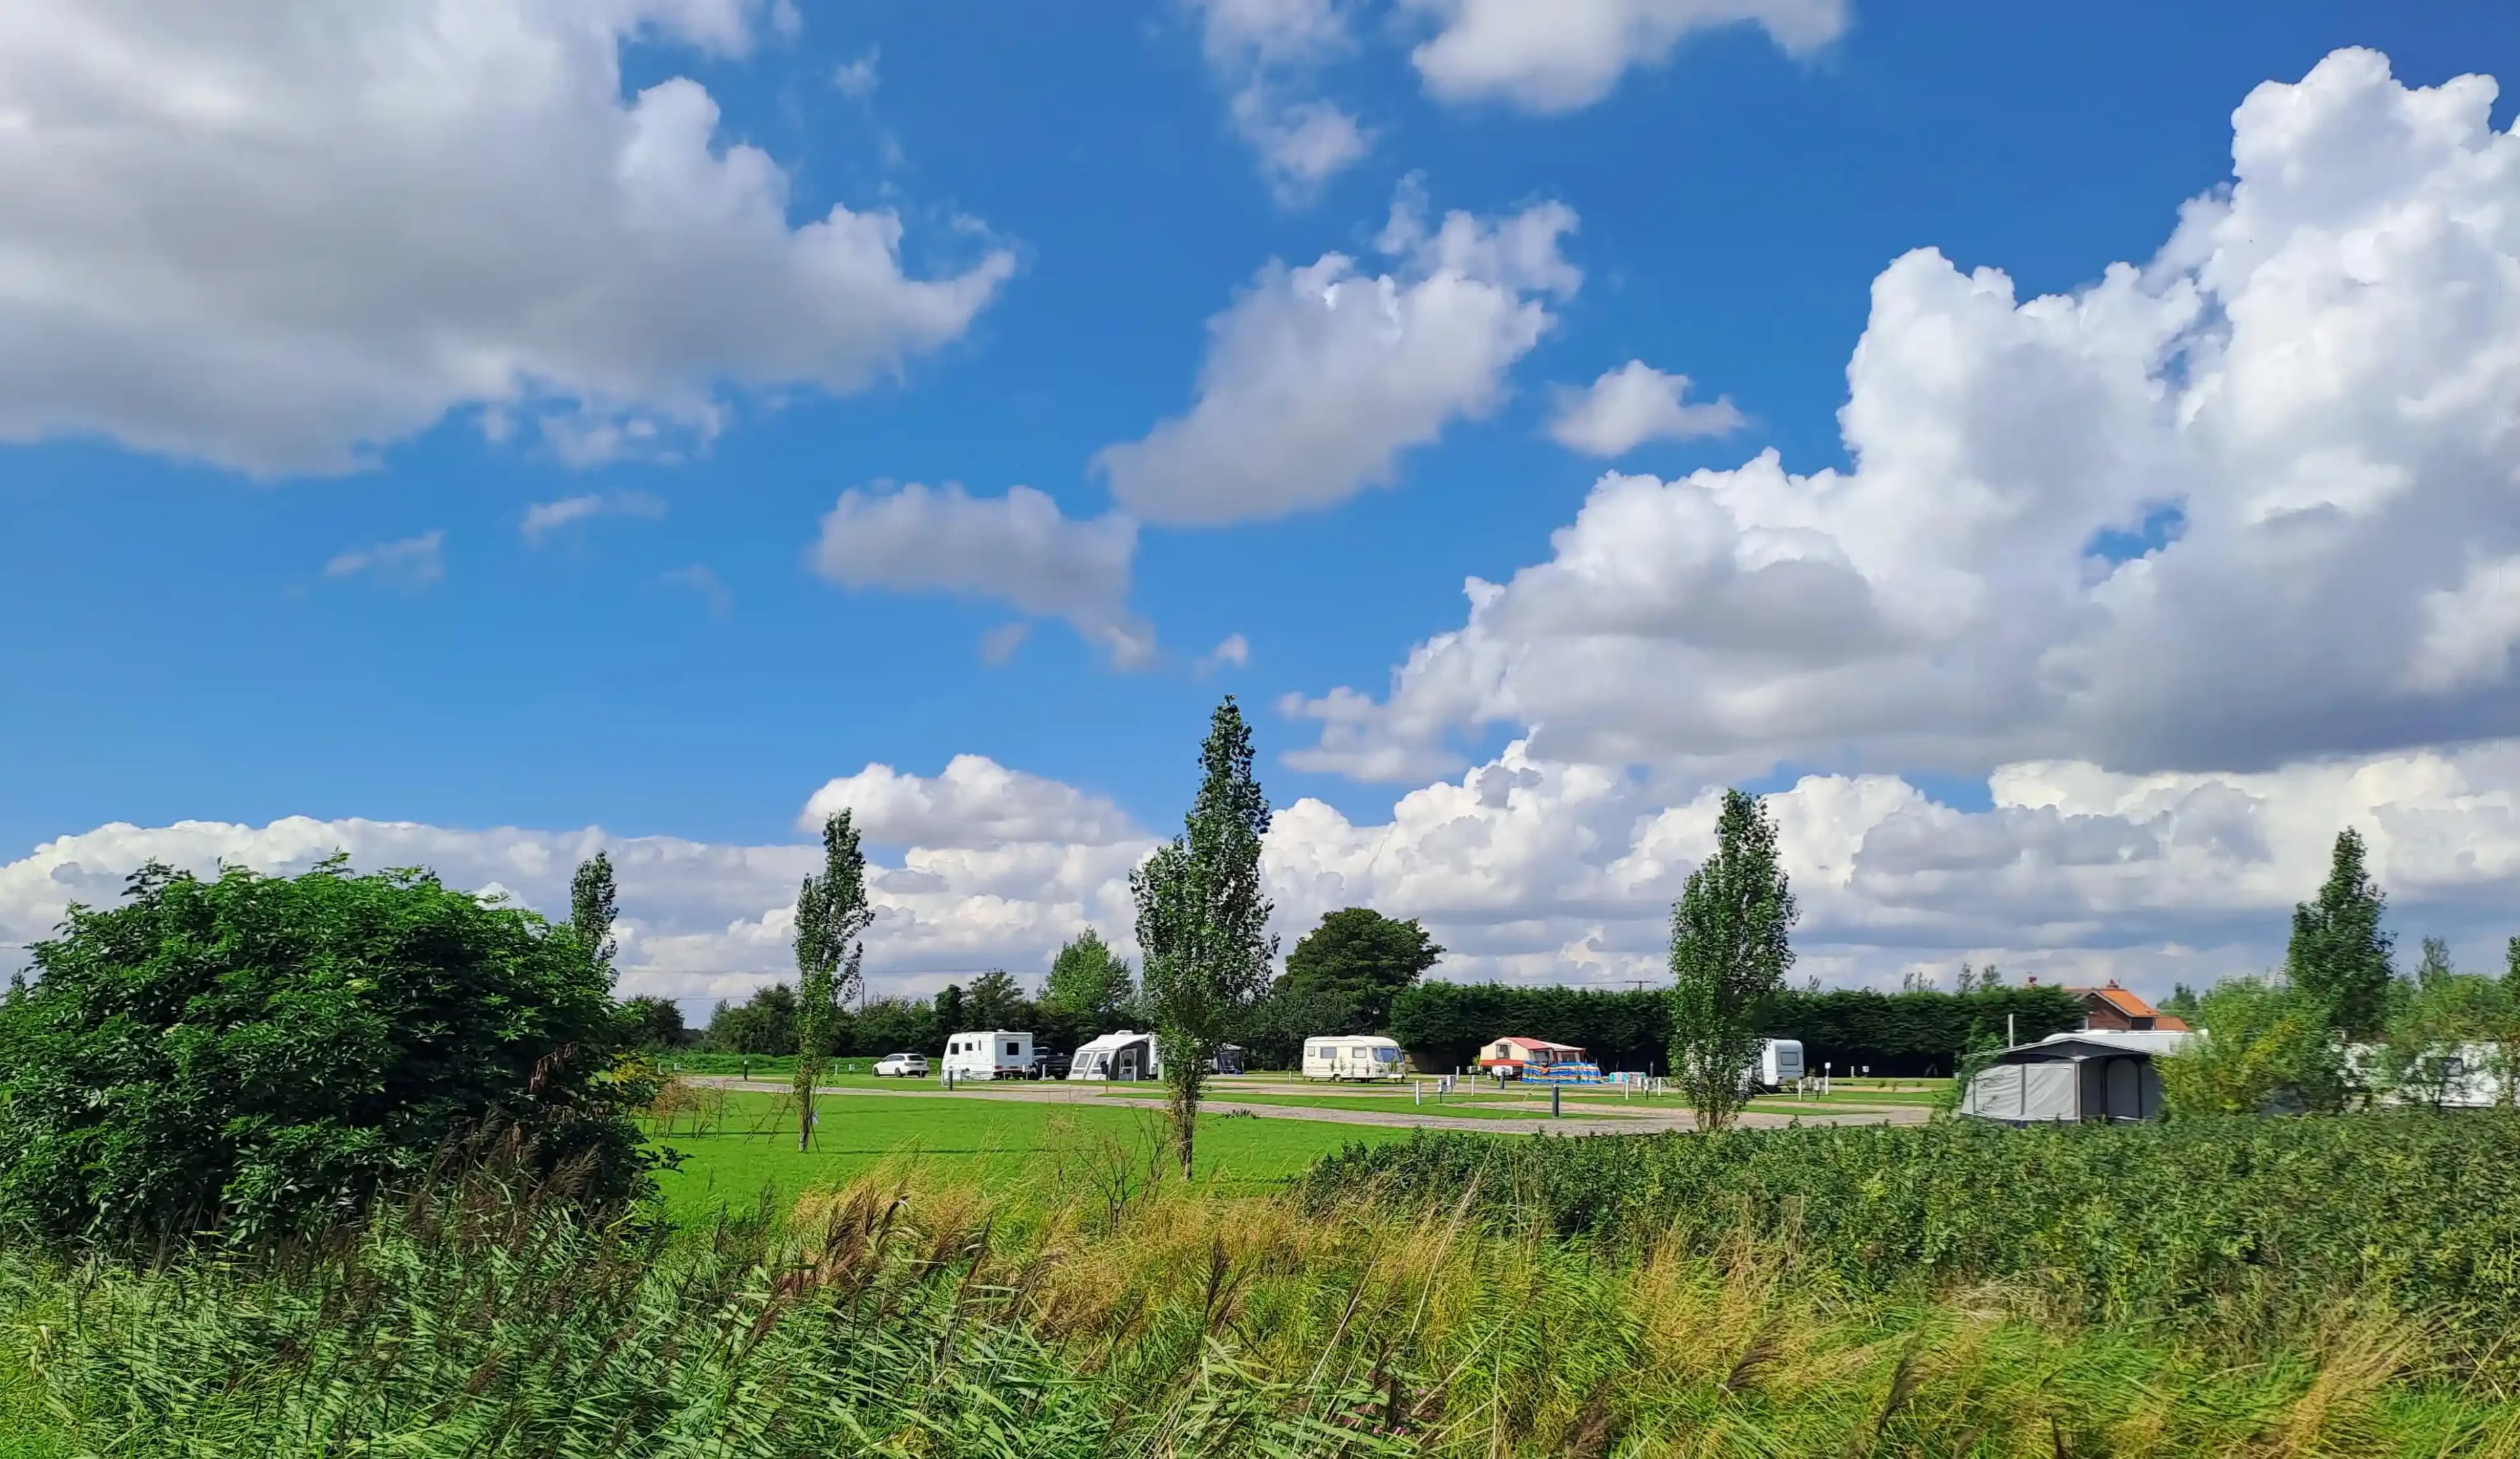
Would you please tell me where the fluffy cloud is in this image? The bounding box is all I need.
[521,492,668,545]
[1188,0,1372,202]
[324,530,446,589]
[831,47,880,100]
[1267,736,2520,995]
[978,622,1032,666]
[1290,50,2520,782]
[0,762,1154,1011]
[1547,360,1744,455]
[801,755,1150,849]
[14,738,2520,1011]
[1196,633,1253,677]
[0,0,1013,476]
[1400,0,1851,112]
[657,562,733,616]
[1095,186,1580,525]
[808,483,1154,667]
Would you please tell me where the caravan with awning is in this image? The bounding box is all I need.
[1066,1030,1160,1082]
[1958,1030,2193,1123]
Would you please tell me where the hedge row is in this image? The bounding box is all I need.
[1388,981,2084,1076]
[1301,1112,2520,1349]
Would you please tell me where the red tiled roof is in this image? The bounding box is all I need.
[1491,1036,1585,1051]
[2153,1014,2191,1032]
[2076,988,2177,1023]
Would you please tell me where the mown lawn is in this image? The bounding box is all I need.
[1194,1091,1555,1120]
[646,1089,1438,1221]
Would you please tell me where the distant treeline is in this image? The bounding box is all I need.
[1391,981,2085,1077]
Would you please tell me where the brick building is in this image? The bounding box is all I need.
[2061,980,2189,1033]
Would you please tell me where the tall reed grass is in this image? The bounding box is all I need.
[7,1133,2515,1456]
[10,1149,2510,1451]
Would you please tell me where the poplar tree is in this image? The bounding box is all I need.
[1135,696,1276,1176]
[792,812,873,1151]
[569,851,619,977]
[1668,789,1797,1132]
[2286,829,2393,1041]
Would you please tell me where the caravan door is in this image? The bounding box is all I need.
[1116,1045,1141,1080]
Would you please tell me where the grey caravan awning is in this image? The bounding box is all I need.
[1960,1036,2169,1124]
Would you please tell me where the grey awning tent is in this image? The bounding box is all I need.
[1958,1031,2193,1124]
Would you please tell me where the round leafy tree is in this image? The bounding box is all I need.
[0,857,648,1244]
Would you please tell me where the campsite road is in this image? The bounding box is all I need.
[680,1078,1931,1135]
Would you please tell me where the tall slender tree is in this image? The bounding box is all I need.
[570,851,619,979]
[2286,828,2394,1041]
[2414,936,2456,990]
[1135,696,1276,1176]
[1668,789,1797,1132]
[792,812,873,1151]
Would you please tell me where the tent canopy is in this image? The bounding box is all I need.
[1959,1034,2179,1124]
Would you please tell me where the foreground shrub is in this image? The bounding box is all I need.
[2156,976,2351,1114]
[1303,1112,2520,1363]
[0,858,647,1244]
[5,1160,2511,1456]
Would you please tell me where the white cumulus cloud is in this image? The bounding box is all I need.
[1400,0,1851,113]
[831,46,880,99]
[801,755,1150,848]
[0,0,1015,476]
[1187,0,1372,203]
[1196,633,1253,677]
[1547,360,1744,455]
[324,530,446,589]
[1288,49,2520,782]
[657,562,733,616]
[14,738,2520,1010]
[1095,184,1580,525]
[809,483,1154,669]
[521,491,668,545]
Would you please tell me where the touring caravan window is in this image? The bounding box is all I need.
[1005,1041,1020,1057]
[1372,1047,1400,1063]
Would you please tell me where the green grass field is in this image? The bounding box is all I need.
[645,1089,1436,1221]
[1190,1091,1555,1120]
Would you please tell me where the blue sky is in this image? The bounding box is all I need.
[6,1,2519,1006]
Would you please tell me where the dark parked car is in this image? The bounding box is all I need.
[1032,1051,1072,1080]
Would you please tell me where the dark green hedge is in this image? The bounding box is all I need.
[1301,1112,2520,1349]
[1387,981,2083,1076]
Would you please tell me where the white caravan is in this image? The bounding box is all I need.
[1301,1036,1407,1082]
[941,1030,1035,1081]
[1751,1039,1804,1094]
[1067,1030,1160,1082]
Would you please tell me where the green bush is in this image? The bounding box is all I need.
[1389,981,2082,1076]
[0,859,648,1244]
[2156,976,2349,1114]
[1303,1113,2520,1348]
